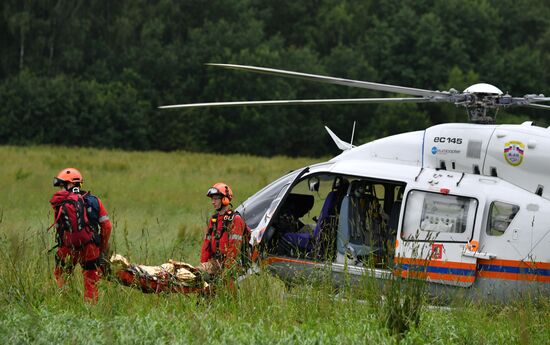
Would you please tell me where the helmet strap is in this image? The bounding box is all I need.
[217,204,230,213]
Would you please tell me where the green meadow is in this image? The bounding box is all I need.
[0,145,548,344]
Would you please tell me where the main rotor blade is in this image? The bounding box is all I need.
[159,97,432,109]
[525,103,550,110]
[528,97,550,103]
[207,63,450,99]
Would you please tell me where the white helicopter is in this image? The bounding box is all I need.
[161,64,550,301]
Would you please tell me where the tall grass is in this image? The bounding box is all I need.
[0,145,549,344]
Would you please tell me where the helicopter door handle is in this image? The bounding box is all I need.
[462,249,496,260]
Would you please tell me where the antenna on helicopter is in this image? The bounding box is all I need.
[350,121,356,147]
[160,63,550,124]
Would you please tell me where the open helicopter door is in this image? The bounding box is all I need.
[397,184,482,288]
[236,167,310,246]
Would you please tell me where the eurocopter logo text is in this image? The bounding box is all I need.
[504,141,525,166]
[431,146,460,155]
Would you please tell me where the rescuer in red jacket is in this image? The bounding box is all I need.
[198,182,246,279]
[50,168,112,303]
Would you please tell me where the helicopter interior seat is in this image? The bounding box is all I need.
[337,182,382,263]
[281,191,336,252]
[281,178,348,253]
[272,193,315,234]
[266,193,314,255]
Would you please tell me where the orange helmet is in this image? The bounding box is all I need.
[206,182,233,206]
[53,168,83,187]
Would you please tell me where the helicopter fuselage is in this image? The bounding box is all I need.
[238,122,550,301]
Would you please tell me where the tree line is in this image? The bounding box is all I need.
[1,0,549,156]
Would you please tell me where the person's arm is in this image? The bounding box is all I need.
[97,198,112,252]
[200,220,213,263]
[223,215,245,268]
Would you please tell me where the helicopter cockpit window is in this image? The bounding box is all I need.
[487,201,519,236]
[236,169,303,230]
[402,190,478,242]
[273,174,348,260]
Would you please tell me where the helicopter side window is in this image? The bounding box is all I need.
[402,190,478,242]
[336,179,407,268]
[338,181,385,258]
[487,201,519,236]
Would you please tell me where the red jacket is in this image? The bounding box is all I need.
[200,210,246,268]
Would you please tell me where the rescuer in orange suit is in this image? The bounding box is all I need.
[198,182,246,281]
[50,168,112,303]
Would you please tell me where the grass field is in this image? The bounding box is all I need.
[0,145,549,344]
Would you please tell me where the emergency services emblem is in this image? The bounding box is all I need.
[503,141,525,166]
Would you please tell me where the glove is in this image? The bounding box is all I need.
[98,249,112,276]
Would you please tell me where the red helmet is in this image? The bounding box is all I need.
[206,182,233,206]
[53,168,83,187]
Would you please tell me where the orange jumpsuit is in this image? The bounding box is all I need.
[200,210,246,271]
[51,191,112,302]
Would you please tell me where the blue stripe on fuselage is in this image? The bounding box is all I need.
[477,264,550,276]
[398,264,476,276]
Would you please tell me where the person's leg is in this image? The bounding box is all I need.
[82,268,101,302]
[81,243,101,303]
[54,247,75,288]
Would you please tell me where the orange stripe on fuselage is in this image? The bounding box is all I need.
[262,256,316,267]
[397,269,475,283]
[396,257,476,270]
[476,270,550,282]
[263,256,550,283]
[395,258,476,284]
[477,258,550,282]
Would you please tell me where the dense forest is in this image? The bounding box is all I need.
[1,0,550,156]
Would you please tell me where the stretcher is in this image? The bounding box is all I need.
[110,254,209,293]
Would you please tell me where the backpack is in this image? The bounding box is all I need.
[50,189,98,248]
[82,192,101,246]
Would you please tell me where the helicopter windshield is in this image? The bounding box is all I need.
[236,169,305,230]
